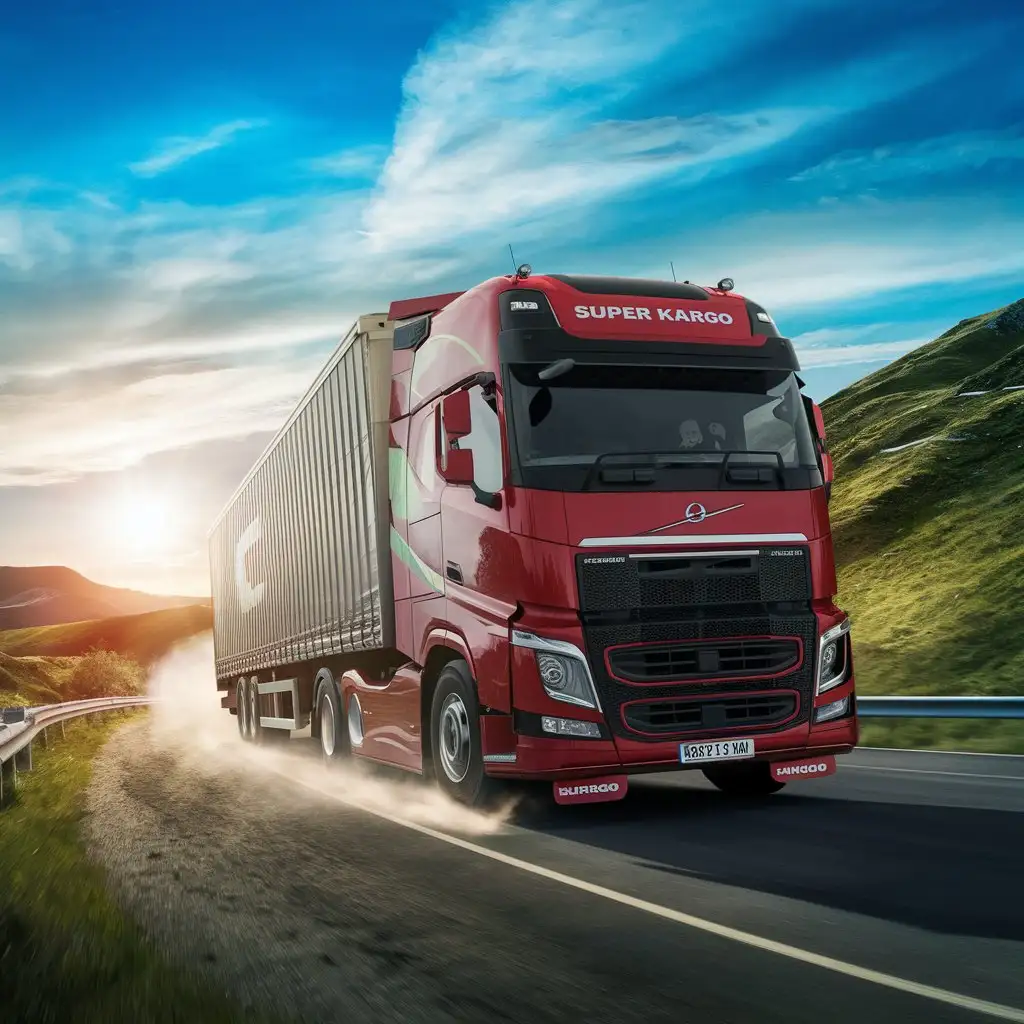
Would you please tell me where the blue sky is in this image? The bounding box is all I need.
[1,0,1023,594]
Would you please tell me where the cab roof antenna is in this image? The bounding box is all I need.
[508,243,517,274]
[670,261,677,282]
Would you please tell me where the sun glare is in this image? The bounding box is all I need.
[110,488,178,553]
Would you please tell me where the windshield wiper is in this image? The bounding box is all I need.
[580,449,786,490]
[580,450,723,491]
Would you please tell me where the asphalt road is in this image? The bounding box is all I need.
[85,722,1024,1024]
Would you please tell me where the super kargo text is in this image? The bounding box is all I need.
[573,304,734,325]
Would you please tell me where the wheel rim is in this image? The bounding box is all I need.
[321,695,336,757]
[438,692,471,784]
[248,681,259,738]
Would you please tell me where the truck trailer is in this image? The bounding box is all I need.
[208,268,857,806]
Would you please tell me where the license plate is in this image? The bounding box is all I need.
[679,738,754,764]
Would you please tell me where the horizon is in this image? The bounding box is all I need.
[2,0,1023,595]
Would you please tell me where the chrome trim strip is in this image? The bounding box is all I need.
[483,753,517,763]
[580,533,808,548]
[646,503,745,534]
[628,549,759,559]
[511,630,603,712]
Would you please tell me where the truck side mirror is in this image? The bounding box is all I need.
[440,390,471,438]
[437,391,475,484]
[812,400,834,500]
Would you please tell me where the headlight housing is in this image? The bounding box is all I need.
[512,630,602,711]
[816,617,851,694]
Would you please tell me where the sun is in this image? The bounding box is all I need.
[110,488,178,553]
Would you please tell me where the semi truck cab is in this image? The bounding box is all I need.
[385,270,855,803]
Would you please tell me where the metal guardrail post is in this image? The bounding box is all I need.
[14,741,32,772]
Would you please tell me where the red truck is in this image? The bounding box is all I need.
[208,268,856,806]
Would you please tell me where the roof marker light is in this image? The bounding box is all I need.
[516,263,532,279]
[717,277,735,292]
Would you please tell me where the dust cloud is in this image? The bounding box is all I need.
[145,633,517,836]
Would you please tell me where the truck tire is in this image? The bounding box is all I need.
[315,675,350,766]
[430,662,499,807]
[246,677,264,744]
[236,678,249,740]
[702,761,785,797]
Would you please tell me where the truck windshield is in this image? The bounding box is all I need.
[505,362,821,492]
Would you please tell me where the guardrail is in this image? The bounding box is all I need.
[856,696,1024,718]
[0,695,153,807]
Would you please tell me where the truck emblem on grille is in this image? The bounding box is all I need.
[645,502,745,534]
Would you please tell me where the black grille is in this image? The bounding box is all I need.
[623,692,798,735]
[608,638,800,683]
[576,546,815,742]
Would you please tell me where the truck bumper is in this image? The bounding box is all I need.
[481,694,858,781]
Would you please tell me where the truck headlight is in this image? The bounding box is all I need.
[512,630,602,711]
[816,618,851,694]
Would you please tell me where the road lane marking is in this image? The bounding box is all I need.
[845,765,1024,782]
[278,767,1024,1022]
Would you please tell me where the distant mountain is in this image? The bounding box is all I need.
[0,566,207,631]
[822,297,1024,744]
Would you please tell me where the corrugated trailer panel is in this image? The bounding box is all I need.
[209,315,396,681]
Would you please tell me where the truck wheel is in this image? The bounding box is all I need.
[247,678,263,744]
[315,677,350,765]
[236,678,249,740]
[702,761,785,797]
[430,663,498,807]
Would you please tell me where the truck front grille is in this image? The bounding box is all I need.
[575,546,815,742]
[607,637,801,684]
[622,692,799,736]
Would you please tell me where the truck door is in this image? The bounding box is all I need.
[439,382,516,713]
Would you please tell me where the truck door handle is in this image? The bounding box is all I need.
[445,561,464,584]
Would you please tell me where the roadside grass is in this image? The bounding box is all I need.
[0,604,212,666]
[0,712,280,1024]
[0,649,145,708]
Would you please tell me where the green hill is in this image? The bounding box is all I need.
[823,297,1024,752]
[0,604,212,668]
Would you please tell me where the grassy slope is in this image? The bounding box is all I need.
[0,653,78,706]
[0,604,212,666]
[0,713,279,1024]
[823,298,1024,752]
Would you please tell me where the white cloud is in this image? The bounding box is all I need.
[1,318,346,382]
[640,197,1024,313]
[0,357,323,486]
[794,337,927,368]
[791,127,1024,186]
[358,0,825,254]
[129,119,269,177]
[308,145,389,178]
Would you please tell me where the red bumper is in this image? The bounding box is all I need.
[481,688,858,781]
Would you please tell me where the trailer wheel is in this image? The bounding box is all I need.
[247,678,263,744]
[702,761,785,797]
[430,662,499,807]
[315,676,350,765]
[236,678,249,740]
